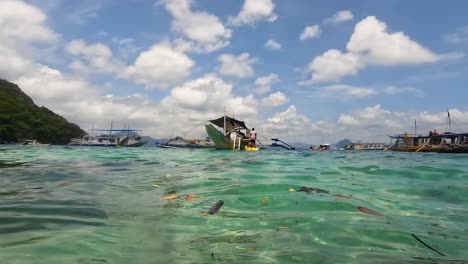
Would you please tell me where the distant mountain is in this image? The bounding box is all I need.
[0,79,85,144]
[334,139,352,149]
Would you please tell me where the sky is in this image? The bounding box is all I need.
[1,0,468,144]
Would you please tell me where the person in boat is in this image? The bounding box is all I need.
[433,130,439,136]
[249,128,257,148]
[428,130,433,137]
[404,131,410,144]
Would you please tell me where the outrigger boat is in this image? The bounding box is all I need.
[205,115,252,150]
[69,128,146,147]
[205,111,295,151]
[387,110,468,153]
[388,132,468,152]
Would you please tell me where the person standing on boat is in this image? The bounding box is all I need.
[249,128,257,148]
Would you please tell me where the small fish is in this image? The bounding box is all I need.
[58,182,71,187]
[160,195,179,201]
[248,246,257,252]
[298,186,330,194]
[356,206,384,217]
[259,199,269,205]
[207,200,224,215]
[334,194,351,199]
[185,194,200,201]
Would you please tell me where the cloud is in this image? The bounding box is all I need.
[321,84,376,98]
[0,0,59,80]
[66,0,103,25]
[218,53,256,78]
[254,73,280,94]
[324,10,354,24]
[65,39,123,75]
[0,0,58,45]
[228,0,277,26]
[122,42,194,88]
[347,16,439,65]
[265,39,281,50]
[308,49,363,82]
[299,25,321,40]
[307,16,456,83]
[384,86,423,96]
[444,25,468,44]
[261,91,288,107]
[158,74,258,135]
[335,105,468,140]
[262,105,335,143]
[164,0,231,53]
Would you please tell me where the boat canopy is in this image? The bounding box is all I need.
[209,116,248,131]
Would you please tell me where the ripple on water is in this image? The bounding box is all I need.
[0,147,468,263]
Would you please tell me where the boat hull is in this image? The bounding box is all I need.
[205,123,249,150]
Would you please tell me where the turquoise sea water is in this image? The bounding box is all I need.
[0,146,467,264]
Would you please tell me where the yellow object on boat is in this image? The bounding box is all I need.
[245,146,259,151]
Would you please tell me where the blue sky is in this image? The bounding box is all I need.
[2,0,468,144]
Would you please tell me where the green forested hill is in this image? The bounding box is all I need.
[0,79,85,144]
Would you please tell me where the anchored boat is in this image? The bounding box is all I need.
[388,132,468,152]
[69,129,146,147]
[205,115,252,150]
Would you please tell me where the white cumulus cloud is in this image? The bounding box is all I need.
[324,10,354,24]
[218,53,256,78]
[0,0,58,44]
[65,39,123,75]
[347,16,439,65]
[228,0,277,26]
[254,73,280,94]
[164,0,231,53]
[309,49,363,82]
[123,42,194,88]
[261,91,288,107]
[265,39,281,50]
[299,25,321,40]
[306,16,457,83]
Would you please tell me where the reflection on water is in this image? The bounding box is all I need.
[0,145,467,263]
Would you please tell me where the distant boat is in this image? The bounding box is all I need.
[69,129,146,147]
[310,144,330,151]
[165,136,215,148]
[388,132,468,153]
[17,139,50,146]
[388,110,468,153]
[345,143,386,150]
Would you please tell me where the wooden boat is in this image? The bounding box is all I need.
[205,115,252,150]
[165,136,215,148]
[69,128,146,147]
[387,110,468,153]
[388,132,468,153]
[310,144,330,150]
[345,143,386,150]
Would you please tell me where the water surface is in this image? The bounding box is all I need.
[0,146,467,263]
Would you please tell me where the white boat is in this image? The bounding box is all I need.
[165,136,215,148]
[69,129,146,147]
[17,139,50,146]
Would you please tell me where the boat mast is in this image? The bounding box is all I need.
[224,106,227,136]
[447,108,452,132]
[414,120,417,136]
[110,120,113,136]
